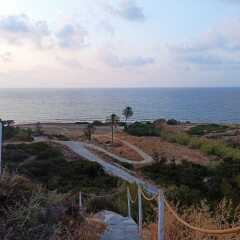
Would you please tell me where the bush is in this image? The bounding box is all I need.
[167,119,179,125]
[3,126,33,141]
[92,120,104,126]
[189,138,205,149]
[0,173,66,240]
[189,124,228,136]
[3,142,120,194]
[125,122,160,137]
[174,133,191,146]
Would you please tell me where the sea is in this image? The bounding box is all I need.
[0,88,240,124]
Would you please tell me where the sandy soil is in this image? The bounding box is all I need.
[116,133,210,165]
[19,123,122,140]
[93,135,144,162]
[19,122,211,165]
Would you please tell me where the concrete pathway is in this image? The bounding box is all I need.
[82,141,153,165]
[97,211,140,240]
[58,141,159,194]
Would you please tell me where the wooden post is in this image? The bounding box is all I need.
[138,184,143,237]
[150,224,157,240]
[79,192,83,213]
[0,121,3,176]
[127,187,131,218]
[158,191,165,240]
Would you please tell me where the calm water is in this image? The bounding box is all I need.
[0,88,240,124]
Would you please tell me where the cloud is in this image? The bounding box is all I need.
[98,20,115,35]
[0,14,89,50]
[56,56,83,69]
[0,14,50,46]
[0,51,12,62]
[169,19,240,69]
[103,52,154,67]
[105,0,145,22]
[56,24,89,49]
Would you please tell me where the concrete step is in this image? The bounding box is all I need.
[96,210,140,240]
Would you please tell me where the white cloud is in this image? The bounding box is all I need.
[103,51,154,68]
[0,14,50,46]
[0,14,90,50]
[55,24,89,49]
[0,51,12,62]
[105,0,145,22]
[169,18,240,70]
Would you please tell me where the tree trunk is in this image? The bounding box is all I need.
[89,131,91,141]
[111,123,114,144]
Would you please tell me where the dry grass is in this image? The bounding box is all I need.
[143,200,240,240]
[117,132,210,165]
[0,172,105,240]
[56,217,106,240]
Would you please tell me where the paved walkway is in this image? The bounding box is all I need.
[58,141,159,194]
[97,211,140,240]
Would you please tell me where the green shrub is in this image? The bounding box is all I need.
[125,122,160,137]
[189,138,205,149]
[167,119,179,125]
[189,124,228,136]
[3,142,120,194]
[3,126,33,141]
[92,120,104,126]
[174,133,191,146]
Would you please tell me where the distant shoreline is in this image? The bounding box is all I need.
[2,88,240,124]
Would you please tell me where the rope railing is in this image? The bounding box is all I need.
[164,198,240,236]
[63,185,240,240]
[128,185,240,239]
[139,187,159,202]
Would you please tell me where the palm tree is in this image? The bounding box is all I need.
[84,124,95,141]
[106,114,120,144]
[123,106,133,124]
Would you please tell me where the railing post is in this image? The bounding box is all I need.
[158,191,165,240]
[138,184,143,237]
[0,120,3,176]
[127,187,131,218]
[79,192,83,213]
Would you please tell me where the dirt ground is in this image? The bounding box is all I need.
[19,123,211,165]
[93,135,144,162]
[19,123,122,140]
[116,133,211,165]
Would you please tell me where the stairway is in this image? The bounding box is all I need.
[96,211,140,240]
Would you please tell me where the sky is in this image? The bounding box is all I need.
[0,0,240,88]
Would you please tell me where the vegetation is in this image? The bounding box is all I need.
[189,124,229,136]
[2,120,15,126]
[122,106,133,123]
[125,122,160,137]
[167,119,179,125]
[106,113,120,144]
[164,199,240,240]
[92,120,105,126]
[0,172,65,240]
[3,142,120,194]
[161,130,240,162]
[3,125,33,142]
[0,172,106,240]
[142,150,240,207]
